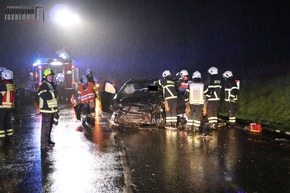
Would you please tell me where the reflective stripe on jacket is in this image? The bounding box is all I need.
[204,75,221,101]
[79,82,95,103]
[0,80,16,109]
[38,80,58,113]
[158,79,177,100]
[224,78,238,102]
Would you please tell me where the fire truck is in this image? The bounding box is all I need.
[24,57,80,101]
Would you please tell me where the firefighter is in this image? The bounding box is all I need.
[222,70,238,126]
[0,67,20,124]
[0,67,22,125]
[85,69,95,84]
[187,71,206,133]
[157,70,178,127]
[78,75,95,126]
[0,69,16,147]
[204,67,222,129]
[175,70,190,128]
[71,92,82,121]
[86,68,98,106]
[37,68,59,149]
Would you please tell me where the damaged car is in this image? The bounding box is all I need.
[100,78,166,128]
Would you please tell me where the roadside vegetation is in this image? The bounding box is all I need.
[220,75,290,132]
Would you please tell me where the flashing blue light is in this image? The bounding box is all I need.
[33,59,41,66]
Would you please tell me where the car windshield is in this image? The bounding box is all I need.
[119,80,157,95]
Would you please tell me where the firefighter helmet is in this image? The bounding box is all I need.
[81,75,88,84]
[192,71,201,79]
[86,69,93,76]
[222,71,233,78]
[1,69,13,80]
[208,67,218,75]
[162,70,171,78]
[0,67,6,73]
[43,68,55,78]
[180,70,189,76]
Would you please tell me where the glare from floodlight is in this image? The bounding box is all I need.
[50,4,81,28]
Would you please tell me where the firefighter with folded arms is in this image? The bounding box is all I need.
[157,70,178,127]
[0,69,16,147]
[204,67,222,129]
[78,75,96,126]
[187,71,206,133]
[37,68,59,149]
[222,70,238,126]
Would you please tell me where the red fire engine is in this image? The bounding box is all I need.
[24,57,79,101]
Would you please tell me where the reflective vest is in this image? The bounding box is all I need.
[38,80,58,113]
[79,82,95,103]
[189,82,204,105]
[0,80,15,109]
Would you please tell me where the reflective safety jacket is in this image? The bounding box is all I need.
[78,82,95,103]
[224,77,238,102]
[0,80,16,109]
[204,74,222,101]
[157,78,177,100]
[38,80,58,113]
[188,81,204,105]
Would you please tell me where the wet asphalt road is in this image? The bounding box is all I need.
[117,128,290,193]
[0,101,124,193]
[0,100,289,193]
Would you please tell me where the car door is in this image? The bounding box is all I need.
[100,81,117,112]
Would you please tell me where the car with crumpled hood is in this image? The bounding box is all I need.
[100,78,166,128]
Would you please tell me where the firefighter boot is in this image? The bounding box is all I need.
[176,116,182,129]
[74,105,81,120]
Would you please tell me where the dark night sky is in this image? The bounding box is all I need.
[1,0,290,86]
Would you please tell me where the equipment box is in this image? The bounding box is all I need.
[249,123,262,132]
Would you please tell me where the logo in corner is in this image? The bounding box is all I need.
[4,4,45,23]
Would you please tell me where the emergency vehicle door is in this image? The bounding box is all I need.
[100,81,117,112]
